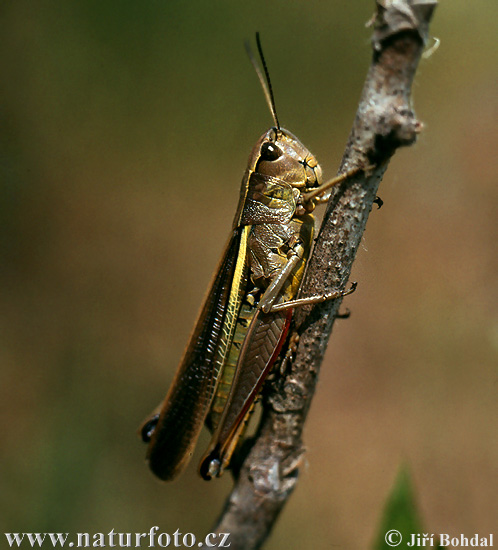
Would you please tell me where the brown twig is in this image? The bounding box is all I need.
[202,1,437,548]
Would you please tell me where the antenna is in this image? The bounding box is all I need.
[244,32,280,130]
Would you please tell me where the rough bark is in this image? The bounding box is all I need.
[202,2,437,548]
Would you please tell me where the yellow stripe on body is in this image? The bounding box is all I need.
[208,225,252,429]
[210,301,256,426]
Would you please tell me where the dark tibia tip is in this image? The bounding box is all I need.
[374,196,383,209]
[199,448,222,481]
[140,414,159,443]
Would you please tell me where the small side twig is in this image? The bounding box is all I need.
[202,2,437,549]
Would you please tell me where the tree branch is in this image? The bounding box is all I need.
[202,2,437,548]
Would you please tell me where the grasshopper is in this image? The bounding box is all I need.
[141,34,360,481]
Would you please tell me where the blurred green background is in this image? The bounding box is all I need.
[1,1,496,548]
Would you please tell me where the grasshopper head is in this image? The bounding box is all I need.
[250,127,323,191]
[232,127,324,227]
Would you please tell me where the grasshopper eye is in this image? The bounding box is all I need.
[260,142,282,161]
